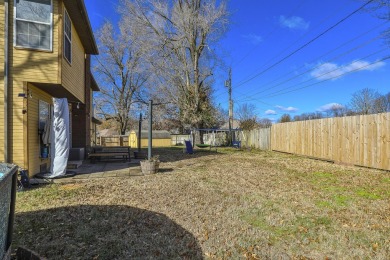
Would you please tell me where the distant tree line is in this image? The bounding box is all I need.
[235,103,272,130]
[278,88,390,123]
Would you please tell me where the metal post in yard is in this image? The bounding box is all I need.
[148,100,153,160]
[138,113,142,152]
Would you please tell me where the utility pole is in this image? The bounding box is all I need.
[225,68,233,145]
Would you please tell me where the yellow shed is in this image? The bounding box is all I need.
[129,130,171,148]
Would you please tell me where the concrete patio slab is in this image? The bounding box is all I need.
[47,160,143,183]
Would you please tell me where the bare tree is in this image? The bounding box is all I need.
[121,0,229,140]
[94,20,149,135]
[385,92,390,111]
[258,118,272,128]
[213,105,229,129]
[235,103,258,130]
[279,114,292,123]
[326,104,344,117]
[236,103,256,122]
[373,92,390,113]
[350,88,381,115]
[361,0,390,46]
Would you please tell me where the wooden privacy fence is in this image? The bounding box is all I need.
[97,136,129,147]
[242,128,271,150]
[271,112,389,170]
[242,112,389,170]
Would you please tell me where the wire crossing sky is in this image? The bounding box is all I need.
[85,0,389,121]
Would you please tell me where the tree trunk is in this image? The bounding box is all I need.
[199,131,204,144]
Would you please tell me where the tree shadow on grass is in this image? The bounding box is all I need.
[13,205,203,259]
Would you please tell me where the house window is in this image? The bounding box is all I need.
[14,0,53,51]
[64,10,72,63]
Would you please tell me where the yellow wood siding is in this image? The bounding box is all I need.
[61,4,86,103]
[0,1,5,160]
[6,0,60,168]
[129,132,137,148]
[0,0,91,172]
[10,0,60,84]
[90,90,93,145]
[27,85,52,176]
[129,133,172,148]
[139,139,171,148]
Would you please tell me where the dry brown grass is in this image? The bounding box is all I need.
[13,147,390,259]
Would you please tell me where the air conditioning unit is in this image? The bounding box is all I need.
[0,164,18,260]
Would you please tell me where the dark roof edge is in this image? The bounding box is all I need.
[92,117,102,125]
[79,0,98,54]
[91,74,100,91]
[64,0,99,55]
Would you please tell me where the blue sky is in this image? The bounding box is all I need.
[85,0,389,121]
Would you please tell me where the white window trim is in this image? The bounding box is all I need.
[63,9,72,64]
[13,0,53,51]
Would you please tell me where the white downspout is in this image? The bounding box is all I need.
[3,0,9,163]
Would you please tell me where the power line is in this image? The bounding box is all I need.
[232,0,375,89]
[215,0,309,98]
[241,53,389,102]
[235,97,275,107]
[214,0,360,98]
[242,49,387,101]
[234,33,387,102]
[232,21,388,101]
[233,2,349,87]
[232,0,308,67]
[265,55,390,98]
[236,52,388,117]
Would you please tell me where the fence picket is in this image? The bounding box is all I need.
[244,112,389,170]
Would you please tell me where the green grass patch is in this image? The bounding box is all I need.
[241,208,333,243]
[295,216,332,229]
[316,194,353,208]
[313,172,334,179]
[310,172,338,185]
[355,188,381,200]
[241,210,294,241]
[381,177,390,183]
[333,194,353,206]
[16,184,83,212]
[315,200,333,208]
[324,185,347,193]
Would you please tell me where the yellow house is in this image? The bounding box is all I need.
[129,130,171,148]
[0,0,99,176]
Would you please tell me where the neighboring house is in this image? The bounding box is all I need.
[221,119,240,130]
[0,0,99,176]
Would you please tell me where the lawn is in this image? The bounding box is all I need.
[13,148,390,259]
